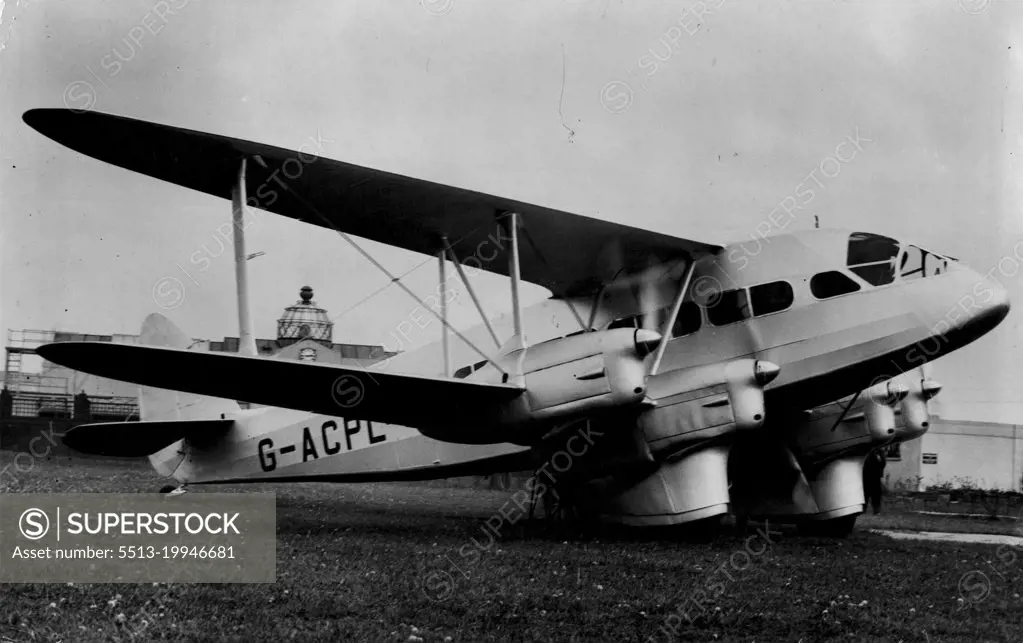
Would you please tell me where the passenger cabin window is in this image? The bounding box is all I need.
[810,271,861,299]
[847,232,898,286]
[671,301,702,337]
[749,281,794,316]
[453,359,489,379]
[608,302,702,337]
[608,316,639,330]
[708,289,751,326]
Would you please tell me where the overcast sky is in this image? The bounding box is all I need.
[2,0,1021,421]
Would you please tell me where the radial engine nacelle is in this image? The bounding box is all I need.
[636,358,781,456]
[860,379,909,442]
[896,377,942,441]
[501,328,662,426]
[793,378,907,463]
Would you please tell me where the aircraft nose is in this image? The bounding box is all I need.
[941,268,1011,341]
[972,271,1010,325]
[988,277,1011,317]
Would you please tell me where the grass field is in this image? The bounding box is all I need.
[1,455,1021,642]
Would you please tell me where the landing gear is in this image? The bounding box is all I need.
[540,481,591,524]
[522,475,603,539]
[682,514,724,543]
[798,513,858,538]
[159,484,187,496]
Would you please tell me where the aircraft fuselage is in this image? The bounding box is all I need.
[161,229,1009,486]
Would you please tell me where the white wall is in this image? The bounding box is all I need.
[885,438,922,491]
[918,421,1022,492]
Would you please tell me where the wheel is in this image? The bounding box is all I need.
[158,485,176,494]
[799,513,858,538]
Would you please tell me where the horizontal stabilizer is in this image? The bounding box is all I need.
[62,419,234,458]
[37,342,525,441]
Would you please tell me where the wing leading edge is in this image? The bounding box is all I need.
[23,108,721,298]
[36,342,524,443]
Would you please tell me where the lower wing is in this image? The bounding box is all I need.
[37,342,524,443]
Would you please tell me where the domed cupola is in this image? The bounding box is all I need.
[276,286,333,346]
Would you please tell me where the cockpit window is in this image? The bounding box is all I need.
[850,263,895,286]
[847,232,900,265]
[708,289,751,326]
[847,232,898,287]
[925,254,949,277]
[810,271,861,299]
[749,281,794,316]
[900,245,925,280]
[899,245,950,281]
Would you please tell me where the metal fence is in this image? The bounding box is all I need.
[4,391,137,421]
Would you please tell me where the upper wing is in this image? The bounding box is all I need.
[37,342,523,443]
[23,109,721,298]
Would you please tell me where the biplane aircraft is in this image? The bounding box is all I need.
[24,108,1011,536]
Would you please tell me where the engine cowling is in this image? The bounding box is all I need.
[896,378,941,441]
[501,328,660,425]
[862,379,909,442]
[792,379,907,463]
[637,358,781,456]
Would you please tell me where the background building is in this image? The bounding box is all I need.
[885,417,1023,493]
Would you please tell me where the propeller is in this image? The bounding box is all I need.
[600,238,677,332]
[698,270,767,362]
[599,243,783,404]
[739,300,766,360]
[637,259,672,332]
[916,360,943,422]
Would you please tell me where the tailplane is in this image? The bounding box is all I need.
[58,314,239,465]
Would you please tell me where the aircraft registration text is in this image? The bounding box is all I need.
[257,418,386,472]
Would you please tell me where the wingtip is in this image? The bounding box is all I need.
[22,108,112,138]
[22,108,60,129]
[22,108,77,139]
[34,341,97,369]
[33,341,62,363]
[22,108,44,131]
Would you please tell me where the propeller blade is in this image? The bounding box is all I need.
[638,263,667,331]
[737,290,765,359]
